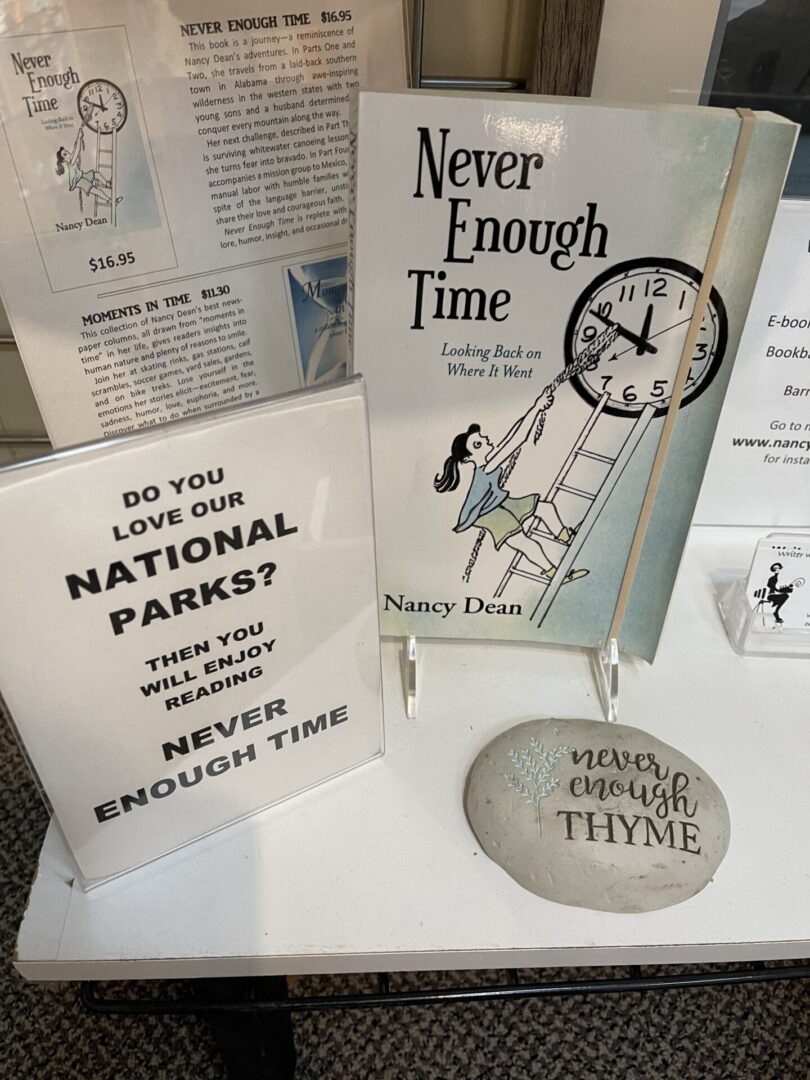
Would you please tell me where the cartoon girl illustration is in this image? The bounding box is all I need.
[434,391,588,582]
[55,127,121,208]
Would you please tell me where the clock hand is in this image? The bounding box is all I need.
[95,96,108,112]
[636,304,653,356]
[592,310,657,355]
[610,314,694,362]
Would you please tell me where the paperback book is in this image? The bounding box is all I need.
[349,90,797,660]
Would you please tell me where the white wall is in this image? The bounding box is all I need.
[592,0,722,105]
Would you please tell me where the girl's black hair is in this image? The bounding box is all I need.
[434,423,479,493]
[55,147,67,176]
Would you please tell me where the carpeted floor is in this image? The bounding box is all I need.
[2,719,809,1080]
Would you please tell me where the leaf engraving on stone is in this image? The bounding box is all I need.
[504,739,570,835]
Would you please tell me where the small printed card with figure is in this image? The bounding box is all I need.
[745,533,810,631]
[349,91,797,660]
[0,379,383,886]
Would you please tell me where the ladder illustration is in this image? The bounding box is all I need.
[94,129,118,227]
[493,393,656,627]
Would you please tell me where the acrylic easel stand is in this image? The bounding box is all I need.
[401,635,418,719]
[718,578,810,659]
[592,637,620,723]
[400,636,620,723]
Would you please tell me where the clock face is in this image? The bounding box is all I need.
[77,80,128,134]
[564,257,728,418]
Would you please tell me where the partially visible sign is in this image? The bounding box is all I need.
[697,200,810,527]
[0,379,382,885]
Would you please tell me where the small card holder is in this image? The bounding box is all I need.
[718,531,810,659]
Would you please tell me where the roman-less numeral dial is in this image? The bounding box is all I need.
[77,79,128,135]
[564,257,728,418]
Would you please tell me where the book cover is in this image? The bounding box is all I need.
[0,379,382,885]
[285,253,348,386]
[349,90,797,660]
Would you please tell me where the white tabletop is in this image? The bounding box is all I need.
[15,525,810,981]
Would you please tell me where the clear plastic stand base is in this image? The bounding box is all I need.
[593,637,620,723]
[400,636,621,722]
[718,578,810,659]
[402,635,418,719]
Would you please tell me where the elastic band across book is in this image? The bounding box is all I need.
[607,108,757,644]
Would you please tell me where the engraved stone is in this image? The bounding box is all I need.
[465,717,730,913]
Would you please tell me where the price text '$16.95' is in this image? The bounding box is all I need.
[89,251,135,274]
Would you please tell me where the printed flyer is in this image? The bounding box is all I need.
[0,380,383,885]
[697,200,810,527]
[350,91,797,660]
[0,0,407,447]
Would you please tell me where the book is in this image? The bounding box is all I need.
[349,90,797,660]
[0,0,408,448]
[0,379,382,885]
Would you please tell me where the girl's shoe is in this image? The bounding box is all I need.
[564,568,588,582]
[545,567,588,583]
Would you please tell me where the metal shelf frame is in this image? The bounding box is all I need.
[81,962,810,1016]
[410,0,526,93]
[77,962,810,1080]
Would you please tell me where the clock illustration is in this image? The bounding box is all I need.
[76,79,128,135]
[564,257,728,419]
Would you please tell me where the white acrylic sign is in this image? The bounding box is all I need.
[0,379,383,886]
[0,0,407,447]
[697,200,810,527]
